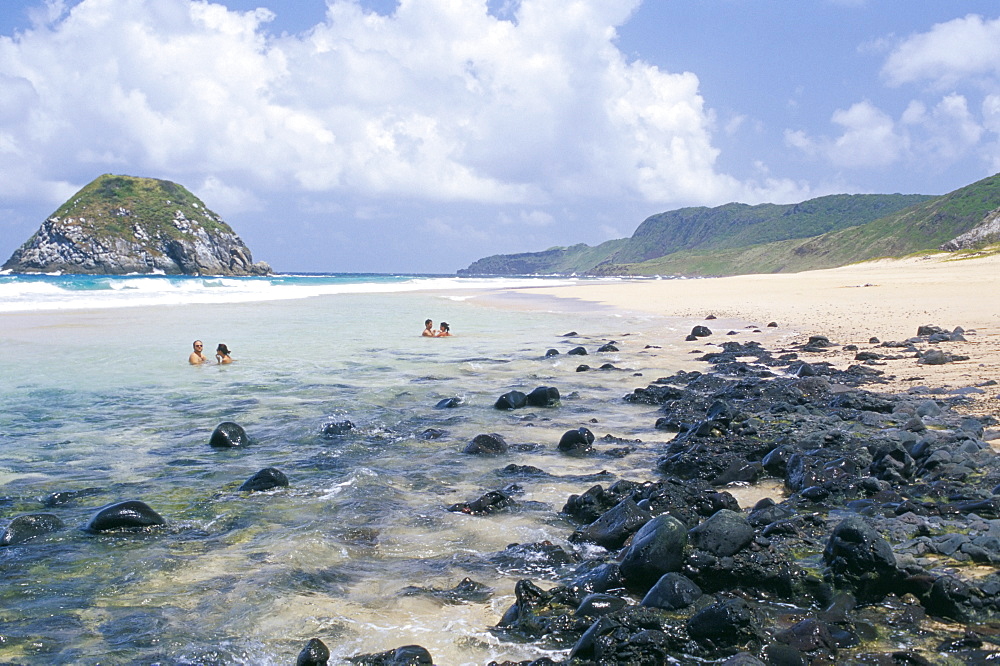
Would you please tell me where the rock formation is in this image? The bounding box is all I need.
[2,174,271,276]
[941,206,1000,251]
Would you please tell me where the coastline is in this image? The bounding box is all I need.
[480,253,1000,423]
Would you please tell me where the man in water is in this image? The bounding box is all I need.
[189,340,209,364]
[422,319,435,337]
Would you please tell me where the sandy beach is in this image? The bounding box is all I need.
[518,252,1000,422]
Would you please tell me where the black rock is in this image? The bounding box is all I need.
[823,515,899,603]
[568,346,588,356]
[210,421,249,448]
[641,572,703,610]
[448,490,514,515]
[0,513,65,546]
[420,428,445,440]
[463,433,508,455]
[687,597,762,649]
[526,386,560,407]
[86,500,165,533]
[575,593,628,617]
[238,468,289,492]
[576,365,590,372]
[918,349,952,365]
[434,397,462,409]
[619,514,688,593]
[321,420,355,437]
[688,509,754,557]
[691,325,713,338]
[597,343,619,352]
[571,497,652,550]
[494,390,527,410]
[297,637,330,666]
[558,427,595,455]
[917,324,944,337]
[346,644,433,665]
[544,348,560,357]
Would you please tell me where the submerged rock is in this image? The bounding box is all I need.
[210,421,249,448]
[463,433,508,455]
[296,638,330,666]
[238,468,289,492]
[86,500,165,533]
[346,644,433,665]
[0,513,65,546]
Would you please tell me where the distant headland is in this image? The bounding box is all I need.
[2,174,271,276]
[458,172,1000,277]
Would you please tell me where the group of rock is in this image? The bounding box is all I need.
[296,323,1000,665]
[5,322,997,664]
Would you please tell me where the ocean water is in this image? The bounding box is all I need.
[0,273,708,664]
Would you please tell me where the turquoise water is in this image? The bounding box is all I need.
[0,274,702,664]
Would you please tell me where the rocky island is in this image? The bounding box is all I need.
[2,174,271,276]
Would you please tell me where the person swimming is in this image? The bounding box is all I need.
[436,322,451,337]
[189,340,209,365]
[215,343,233,364]
[422,319,435,337]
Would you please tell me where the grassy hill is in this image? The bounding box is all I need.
[597,172,1000,276]
[459,193,932,276]
[459,172,1000,277]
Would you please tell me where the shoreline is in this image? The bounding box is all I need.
[484,253,1000,423]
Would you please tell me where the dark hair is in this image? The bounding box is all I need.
[425,319,432,326]
[440,322,449,331]
[216,344,230,355]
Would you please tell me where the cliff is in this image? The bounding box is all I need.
[2,174,271,276]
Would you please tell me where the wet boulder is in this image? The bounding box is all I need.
[0,513,65,546]
[448,490,514,515]
[238,467,289,492]
[568,346,588,356]
[526,386,560,407]
[918,349,952,365]
[597,343,619,352]
[823,515,900,603]
[686,597,763,651]
[575,593,628,618]
[544,348,560,357]
[570,497,652,550]
[321,420,355,437]
[558,427,595,455]
[346,644,433,665]
[641,572,703,610]
[297,638,330,666]
[494,390,527,410]
[691,325,713,338]
[210,421,249,448]
[463,433,508,455]
[619,514,688,593]
[434,397,462,409]
[688,509,754,557]
[86,500,165,533]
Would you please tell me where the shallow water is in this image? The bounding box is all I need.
[0,281,753,664]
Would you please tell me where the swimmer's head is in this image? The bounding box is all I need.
[217,343,230,355]
[440,322,449,332]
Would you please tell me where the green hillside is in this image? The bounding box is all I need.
[50,174,230,243]
[598,171,1000,276]
[459,193,932,276]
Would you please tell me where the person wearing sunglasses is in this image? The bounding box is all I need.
[189,340,209,365]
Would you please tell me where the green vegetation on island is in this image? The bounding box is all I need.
[460,173,1000,277]
[3,174,270,276]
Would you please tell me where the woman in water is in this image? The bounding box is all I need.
[216,343,233,364]
[436,322,451,337]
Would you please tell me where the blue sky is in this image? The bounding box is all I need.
[2,0,1000,273]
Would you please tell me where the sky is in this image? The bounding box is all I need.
[2,1,1000,273]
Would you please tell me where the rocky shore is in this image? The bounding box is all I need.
[294,323,1000,665]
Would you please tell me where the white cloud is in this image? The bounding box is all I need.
[882,14,1000,90]
[0,0,796,219]
[785,101,906,169]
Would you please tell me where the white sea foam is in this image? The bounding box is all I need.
[0,274,580,313]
